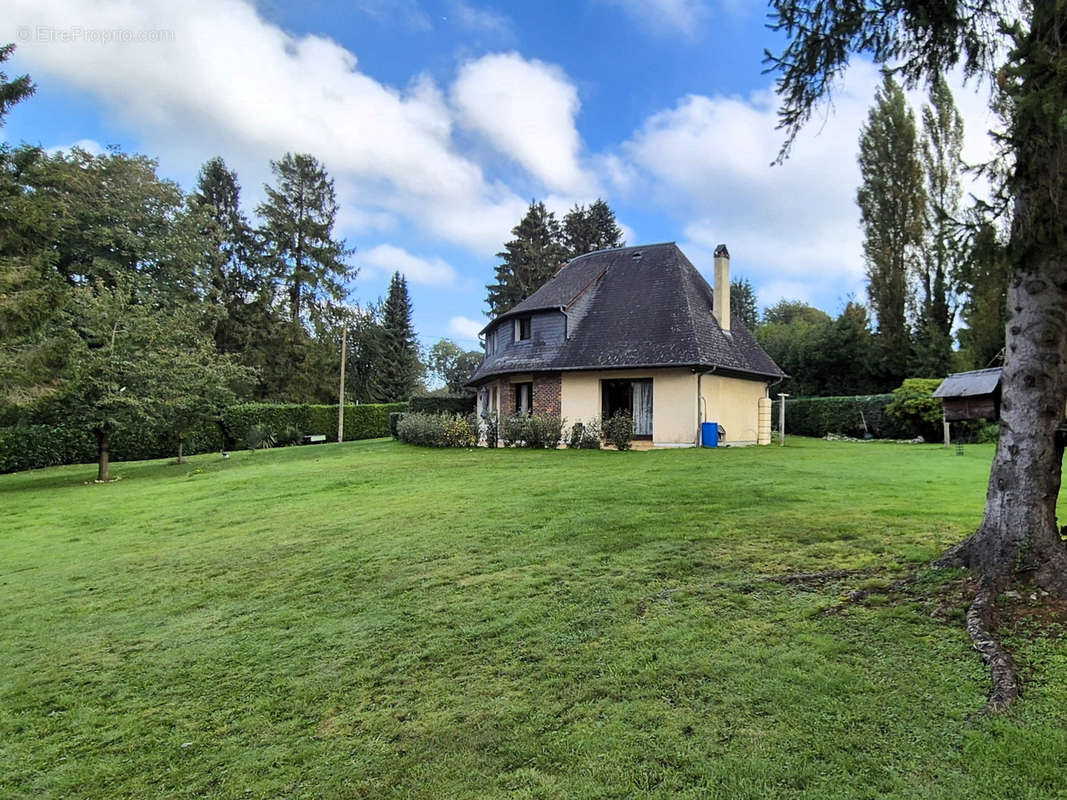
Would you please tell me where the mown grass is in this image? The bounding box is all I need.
[1,438,1065,799]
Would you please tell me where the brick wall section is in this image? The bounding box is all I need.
[500,380,515,416]
[533,372,562,417]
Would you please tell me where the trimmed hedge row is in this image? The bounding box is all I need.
[0,402,407,474]
[772,394,916,440]
[409,395,476,415]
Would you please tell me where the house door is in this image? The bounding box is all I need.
[601,379,653,439]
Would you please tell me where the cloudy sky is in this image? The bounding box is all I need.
[3,0,998,349]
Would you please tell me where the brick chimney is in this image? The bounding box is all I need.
[713,244,730,332]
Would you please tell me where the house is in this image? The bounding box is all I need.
[466,242,786,446]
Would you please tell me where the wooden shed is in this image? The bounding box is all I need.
[932,367,1002,421]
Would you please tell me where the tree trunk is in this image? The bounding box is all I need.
[944,4,1067,595]
[96,429,111,483]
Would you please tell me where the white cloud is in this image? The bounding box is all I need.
[8,0,527,256]
[46,138,105,156]
[449,1,514,40]
[449,315,484,342]
[599,0,708,38]
[611,61,997,313]
[361,244,458,287]
[452,52,596,196]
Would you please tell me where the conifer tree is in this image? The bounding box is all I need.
[0,44,34,127]
[486,201,566,316]
[856,74,925,385]
[257,153,354,322]
[561,198,625,260]
[729,277,759,329]
[193,157,272,356]
[376,272,422,402]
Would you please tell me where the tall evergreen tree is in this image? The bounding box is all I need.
[0,44,34,127]
[956,220,1009,370]
[193,157,272,356]
[376,272,421,402]
[257,153,354,322]
[486,201,566,316]
[856,74,926,386]
[913,75,966,377]
[561,198,625,260]
[729,277,759,329]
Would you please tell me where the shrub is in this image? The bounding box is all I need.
[0,425,96,473]
[568,419,602,449]
[500,415,527,447]
[886,378,944,441]
[409,395,476,415]
[482,411,499,448]
[604,411,635,450]
[772,395,915,439]
[275,424,304,447]
[389,412,406,439]
[244,424,275,451]
[524,415,564,449]
[443,414,477,448]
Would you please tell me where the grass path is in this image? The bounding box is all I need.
[1,438,1065,798]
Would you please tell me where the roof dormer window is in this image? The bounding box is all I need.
[516,316,532,341]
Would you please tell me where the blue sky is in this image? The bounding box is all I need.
[4,0,996,350]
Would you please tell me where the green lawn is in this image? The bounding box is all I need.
[2,438,1065,799]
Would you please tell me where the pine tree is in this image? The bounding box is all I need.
[856,74,925,386]
[486,201,566,316]
[913,75,965,378]
[561,198,625,260]
[0,44,35,127]
[257,153,354,322]
[376,272,422,402]
[193,157,272,356]
[729,277,759,329]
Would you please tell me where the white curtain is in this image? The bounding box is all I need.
[632,381,653,436]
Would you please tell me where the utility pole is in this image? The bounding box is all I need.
[778,393,789,446]
[337,320,348,443]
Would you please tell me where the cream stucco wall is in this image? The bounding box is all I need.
[699,374,768,445]
[560,368,698,444]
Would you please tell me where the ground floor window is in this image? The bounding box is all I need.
[601,378,653,439]
[514,382,532,416]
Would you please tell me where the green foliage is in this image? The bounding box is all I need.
[568,419,603,449]
[256,152,354,322]
[426,339,482,394]
[0,424,94,473]
[410,395,477,415]
[858,74,924,386]
[500,415,527,447]
[603,411,635,450]
[523,415,565,449]
[561,199,625,260]
[887,378,945,439]
[388,412,406,439]
[486,200,567,316]
[395,412,476,448]
[243,424,275,452]
[0,44,35,127]
[275,425,304,447]
[376,272,422,402]
[774,395,916,440]
[482,410,499,448]
[730,277,759,329]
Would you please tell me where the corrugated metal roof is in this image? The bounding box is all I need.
[932,367,1003,398]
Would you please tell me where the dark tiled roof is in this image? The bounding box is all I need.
[933,367,1002,398]
[468,242,786,384]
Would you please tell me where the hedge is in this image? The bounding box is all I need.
[772,394,916,440]
[0,401,408,474]
[409,394,476,415]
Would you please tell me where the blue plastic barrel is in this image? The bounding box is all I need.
[701,421,719,447]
